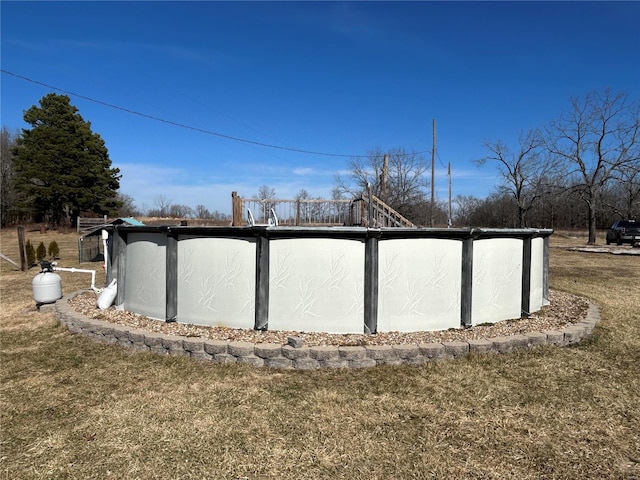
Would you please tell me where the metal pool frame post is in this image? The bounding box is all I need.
[460,235,475,328]
[364,230,380,334]
[166,232,178,322]
[255,234,270,331]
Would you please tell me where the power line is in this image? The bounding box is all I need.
[2,69,430,159]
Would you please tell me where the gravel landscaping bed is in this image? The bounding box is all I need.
[67,289,589,347]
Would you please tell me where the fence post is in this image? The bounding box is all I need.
[17,226,28,271]
[295,200,301,226]
[231,191,243,226]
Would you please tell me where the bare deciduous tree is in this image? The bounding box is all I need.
[153,194,172,217]
[453,195,482,226]
[169,204,194,218]
[334,147,430,223]
[195,204,211,219]
[116,193,140,218]
[253,185,276,221]
[477,129,555,227]
[545,90,640,244]
[254,185,276,201]
[602,162,640,220]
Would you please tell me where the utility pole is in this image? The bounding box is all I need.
[448,162,452,227]
[430,119,436,228]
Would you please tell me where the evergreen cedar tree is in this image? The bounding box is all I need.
[12,93,121,227]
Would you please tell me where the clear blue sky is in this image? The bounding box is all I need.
[2,1,639,215]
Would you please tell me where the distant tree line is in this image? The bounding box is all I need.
[130,193,230,221]
[335,89,639,243]
[473,90,640,243]
[2,90,638,244]
[452,182,637,231]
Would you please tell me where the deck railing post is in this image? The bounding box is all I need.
[367,186,373,227]
[231,191,243,226]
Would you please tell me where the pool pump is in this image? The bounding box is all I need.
[32,261,63,308]
[32,260,103,309]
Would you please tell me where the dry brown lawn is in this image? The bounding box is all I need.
[1,227,638,479]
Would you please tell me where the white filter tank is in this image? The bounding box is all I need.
[32,271,63,305]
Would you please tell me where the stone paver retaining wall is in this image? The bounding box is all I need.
[50,291,601,369]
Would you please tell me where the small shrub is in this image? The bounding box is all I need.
[36,241,47,261]
[25,240,36,267]
[48,240,60,259]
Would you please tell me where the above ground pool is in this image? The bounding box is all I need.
[105,226,552,335]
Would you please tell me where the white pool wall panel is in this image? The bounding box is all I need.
[377,238,462,332]
[177,236,256,329]
[268,238,365,334]
[124,232,167,320]
[471,238,523,325]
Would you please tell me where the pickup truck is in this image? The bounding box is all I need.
[606,220,640,246]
